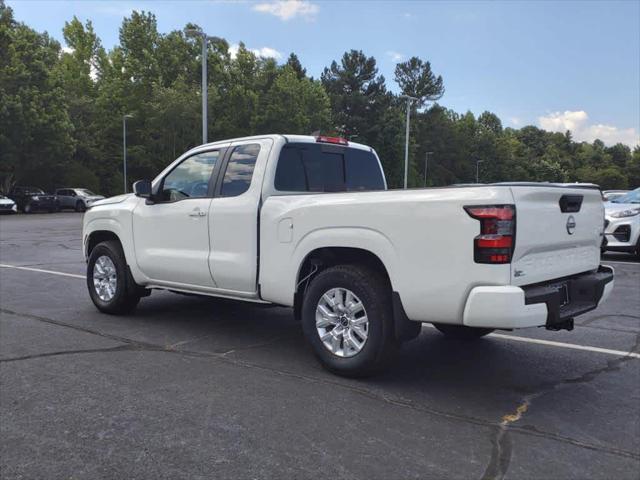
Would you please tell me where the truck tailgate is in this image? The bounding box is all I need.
[510,186,603,286]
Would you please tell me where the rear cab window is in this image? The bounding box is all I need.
[274,143,385,193]
[220,144,261,197]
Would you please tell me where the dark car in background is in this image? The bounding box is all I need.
[8,186,59,213]
[55,188,105,212]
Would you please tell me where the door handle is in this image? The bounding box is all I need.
[189,210,207,217]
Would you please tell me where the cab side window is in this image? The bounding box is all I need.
[274,143,385,193]
[220,144,260,197]
[161,151,219,202]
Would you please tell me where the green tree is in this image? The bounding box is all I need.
[0,1,74,190]
[321,50,390,139]
[394,56,444,108]
[285,53,306,80]
[254,65,330,134]
[2,5,638,196]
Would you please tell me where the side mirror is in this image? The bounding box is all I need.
[133,179,152,199]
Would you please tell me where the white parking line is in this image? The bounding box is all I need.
[488,332,640,359]
[421,324,639,359]
[0,263,85,279]
[2,263,639,359]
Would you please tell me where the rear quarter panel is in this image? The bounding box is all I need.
[259,187,514,323]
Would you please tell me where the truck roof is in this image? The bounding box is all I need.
[195,134,373,152]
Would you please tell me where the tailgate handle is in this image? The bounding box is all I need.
[559,195,583,213]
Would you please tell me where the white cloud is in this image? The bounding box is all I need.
[539,110,588,133]
[386,50,405,63]
[228,44,240,59]
[62,46,74,54]
[538,110,639,147]
[228,43,282,60]
[252,0,319,21]
[509,117,521,126]
[253,46,282,59]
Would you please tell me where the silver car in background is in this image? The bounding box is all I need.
[55,188,105,212]
[604,188,640,257]
[602,189,630,202]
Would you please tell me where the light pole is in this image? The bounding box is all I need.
[185,28,223,145]
[400,95,418,189]
[424,151,433,187]
[122,114,133,193]
[476,159,484,183]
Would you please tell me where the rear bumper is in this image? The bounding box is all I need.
[463,266,614,329]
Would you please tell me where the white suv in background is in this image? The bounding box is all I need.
[0,194,17,214]
[604,188,640,257]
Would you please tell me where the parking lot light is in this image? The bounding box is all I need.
[185,28,223,145]
[123,114,133,194]
[400,94,418,189]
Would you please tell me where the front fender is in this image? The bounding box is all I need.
[83,207,148,285]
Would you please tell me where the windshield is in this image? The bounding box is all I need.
[77,189,96,196]
[611,188,640,204]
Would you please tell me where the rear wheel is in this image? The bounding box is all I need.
[23,203,32,214]
[433,324,494,340]
[87,240,141,314]
[301,265,396,377]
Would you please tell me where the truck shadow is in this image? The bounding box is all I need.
[128,291,604,409]
[602,252,638,263]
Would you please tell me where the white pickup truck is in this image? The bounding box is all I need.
[83,134,614,376]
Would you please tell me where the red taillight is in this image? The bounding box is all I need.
[465,205,515,264]
[316,135,349,146]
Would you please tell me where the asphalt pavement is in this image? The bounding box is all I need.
[1,212,639,479]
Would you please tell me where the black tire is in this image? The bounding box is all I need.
[23,203,32,214]
[433,324,494,340]
[75,200,86,212]
[301,265,396,377]
[87,240,140,314]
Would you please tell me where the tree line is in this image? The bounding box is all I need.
[1,2,638,196]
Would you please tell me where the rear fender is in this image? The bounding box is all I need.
[265,227,397,306]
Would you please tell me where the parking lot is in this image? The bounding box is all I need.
[1,212,638,479]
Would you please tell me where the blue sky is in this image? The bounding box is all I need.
[9,0,640,146]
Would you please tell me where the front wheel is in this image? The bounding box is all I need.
[301,265,396,377]
[87,240,140,314]
[433,324,494,340]
[23,203,32,214]
[75,200,86,212]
